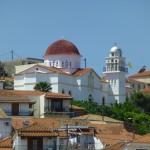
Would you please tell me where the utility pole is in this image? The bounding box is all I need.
[84,58,86,68]
[11,50,14,60]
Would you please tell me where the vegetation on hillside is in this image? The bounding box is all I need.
[71,91,150,135]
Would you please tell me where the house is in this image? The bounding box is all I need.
[0,90,72,118]
[11,117,96,150]
[0,90,35,117]
[102,133,150,150]
[128,70,150,84]
[0,109,12,140]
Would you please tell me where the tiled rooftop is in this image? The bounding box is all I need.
[0,109,8,118]
[72,114,123,123]
[129,71,150,78]
[133,133,150,143]
[93,123,141,146]
[0,90,31,103]
[12,118,61,130]
[140,88,150,94]
[126,78,148,84]
[0,137,12,148]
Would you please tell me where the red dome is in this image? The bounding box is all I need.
[44,39,81,56]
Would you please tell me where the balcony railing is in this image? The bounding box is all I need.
[44,107,69,113]
[5,111,34,116]
[14,143,98,150]
[103,66,128,73]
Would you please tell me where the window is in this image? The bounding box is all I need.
[62,89,65,94]
[62,61,64,67]
[138,84,140,90]
[49,62,51,66]
[68,90,72,96]
[102,97,105,105]
[33,140,37,150]
[56,61,58,66]
[53,61,55,66]
[69,62,71,67]
[65,60,68,67]
[88,94,93,102]
[111,53,114,56]
[132,84,134,88]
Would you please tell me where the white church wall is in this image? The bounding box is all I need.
[44,54,81,69]
[25,74,36,83]
[14,75,24,85]
[36,73,49,82]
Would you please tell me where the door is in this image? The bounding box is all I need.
[12,103,19,116]
[28,137,43,150]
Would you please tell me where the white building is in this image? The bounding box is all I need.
[13,39,128,104]
[14,39,149,104]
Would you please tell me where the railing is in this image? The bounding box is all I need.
[103,66,128,73]
[13,143,99,150]
[5,111,34,116]
[44,107,69,113]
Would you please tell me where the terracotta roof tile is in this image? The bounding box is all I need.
[0,109,8,118]
[93,123,140,145]
[0,137,12,148]
[126,78,148,84]
[134,133,150,143]
[72,114,123,123]
[6,90,45,96]
[44,39,81,56]
[0,90,31,103]
[45,92,72,99]
[140,88,150,94]
[129,71,150,78]
[102,142,126,150]
[12,118,61,130]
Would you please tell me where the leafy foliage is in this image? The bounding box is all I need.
[71,96,150,135]
[34,82,52,92]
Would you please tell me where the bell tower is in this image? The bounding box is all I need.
[103,45,128,103]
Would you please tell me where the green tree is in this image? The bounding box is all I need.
[34,82,52,92]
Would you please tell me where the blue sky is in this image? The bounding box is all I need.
[0,0,150,76]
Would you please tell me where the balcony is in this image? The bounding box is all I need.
[5,111,34,116]
[103,66,128,73]
[44,106,69,113]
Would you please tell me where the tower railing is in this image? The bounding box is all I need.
[103,66,128,73]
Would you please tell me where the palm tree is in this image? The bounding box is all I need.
[34,82,52,92]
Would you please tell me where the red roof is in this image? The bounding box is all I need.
[44,39,81,56]
[129,71,150,78]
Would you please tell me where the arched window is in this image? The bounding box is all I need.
[102,97,105,105]
[62,89,65,94]
[65,60,68,67]
[88,94,93,102]
[62,61,64,67]
[68,90,72,96]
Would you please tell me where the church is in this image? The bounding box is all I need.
[14,39,148,105]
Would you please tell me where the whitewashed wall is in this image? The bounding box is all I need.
[0,118,12,140]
